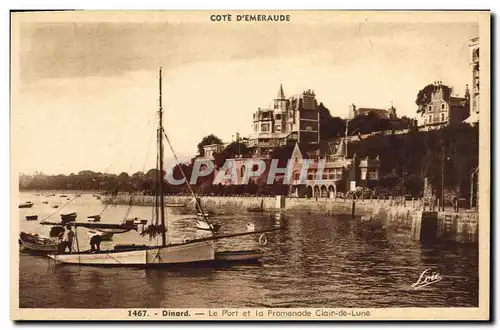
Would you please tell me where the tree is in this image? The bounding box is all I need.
[415,83,451,115]
[318,102,346,140]
[214,142,250,168]
[197,134,223,157]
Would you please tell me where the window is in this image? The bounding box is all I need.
[261,123,270,132]
[275,125,281,132]
[441,104,445,110]
[440,113,445,122]
[333,168,342,180]
[368,170,378,180]
[428,114,432,123]
[428,105,432,111]
[275,114,282,120]
[360,168,367,180]
[254,124,257,132]
[293,172,300,181]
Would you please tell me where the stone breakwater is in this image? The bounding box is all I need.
[101,195,412,216]
[102,195,478,243]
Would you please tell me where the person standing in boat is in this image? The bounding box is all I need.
[90,234,102,253]
[60,225,75,253]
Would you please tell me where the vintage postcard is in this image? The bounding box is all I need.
[10,10,490,321]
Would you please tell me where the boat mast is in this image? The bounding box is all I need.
[158,67,167,247]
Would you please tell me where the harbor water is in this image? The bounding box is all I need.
[18,192,478,308]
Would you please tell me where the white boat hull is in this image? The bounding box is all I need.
[47,240,215,266]
[195,220,212,230]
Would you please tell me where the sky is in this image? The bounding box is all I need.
[12,11,480,175]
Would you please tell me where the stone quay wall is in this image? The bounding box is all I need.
[102,195,478,243]
[102,194,423,215]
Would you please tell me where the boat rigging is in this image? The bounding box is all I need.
[31,67,279,266]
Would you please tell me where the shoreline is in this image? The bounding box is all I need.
[101,194,478,244]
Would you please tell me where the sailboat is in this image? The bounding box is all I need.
[44,68,278,266]
[46,68,215,266]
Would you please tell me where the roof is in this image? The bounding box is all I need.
[276,84,286,100]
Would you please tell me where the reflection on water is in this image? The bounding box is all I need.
[18,192,478,308]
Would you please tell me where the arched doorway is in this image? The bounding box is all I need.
[320,185,328,198]
[313,185,320,198]
[328,185,336,198]
[305,185,313,198]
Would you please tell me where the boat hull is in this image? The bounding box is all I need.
[20,240,59,252]
[19,233,59,253]
[47,240,215,266]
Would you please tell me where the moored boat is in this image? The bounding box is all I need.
[47,240,215,265]
[25,215,38,221]
[43,68,277,267]
[195,219,220,231]
[87,215,101,222]
[19,202,34,209]
[61,212,77,223]
[19,232,59,253]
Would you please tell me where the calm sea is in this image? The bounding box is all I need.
[17,192,478,308]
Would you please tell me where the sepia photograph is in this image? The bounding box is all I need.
[10,10,490,320]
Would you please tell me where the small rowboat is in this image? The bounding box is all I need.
[19,202,34,209]
[42,201,49,204]
[87,215,101,222]
[19,232,59,253]
[60,195,67,197]
[195,220,220,231]
[52,205,59,208]
[215,250,263,262]
[197,212,210,217]
[61,212,77,223]
[25,215,38,221]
